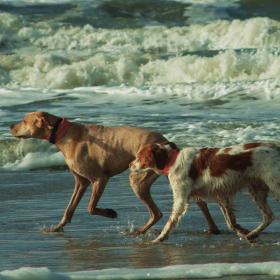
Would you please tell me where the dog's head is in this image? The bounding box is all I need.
[10,112,60,140]
[130,141,178,174]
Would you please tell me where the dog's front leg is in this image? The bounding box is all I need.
[196,200,220,234]
[152,183,190,243]
[153,200,190,243]
[46,173,89,232]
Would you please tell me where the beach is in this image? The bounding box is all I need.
[1,0,280,278]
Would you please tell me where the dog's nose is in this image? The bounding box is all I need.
[10,124,15,130]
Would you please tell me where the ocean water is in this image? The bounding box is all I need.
[1,0,280,279]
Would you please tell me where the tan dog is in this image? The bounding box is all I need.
[130,142,279,242]
[10,112,219,234]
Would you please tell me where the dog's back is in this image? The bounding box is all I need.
[169,142,280,200]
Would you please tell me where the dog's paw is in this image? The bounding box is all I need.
[151,235,168,244]
[151,238,161,244]
[237,228,250,235]
[42,225,64,233]
[237,231,258,243]
[246,232,259,241]
[127,229,143,236]
[207,228,221,235]
[151,237,164,244]
[105,208,118,219]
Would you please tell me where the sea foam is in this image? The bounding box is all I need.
[2,262,280,279]
[1,13,280,89]
[8,49,280,89]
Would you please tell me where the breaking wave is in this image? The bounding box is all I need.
[0,139,65,171]
[1,12,280,88]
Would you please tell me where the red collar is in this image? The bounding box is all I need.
[163,149,180,176]
[46,118,72,144]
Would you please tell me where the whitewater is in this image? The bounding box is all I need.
[2,262,280,279]
[1,0,280,279]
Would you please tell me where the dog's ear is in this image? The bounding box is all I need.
[168,142,179,151]
[152,144,169,170]
[35,112,53,130]
[157,141,179,151]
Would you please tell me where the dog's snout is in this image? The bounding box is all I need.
[10,123,15,130]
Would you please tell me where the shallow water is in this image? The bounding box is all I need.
[1,0,280,278]
[1,170,280,273]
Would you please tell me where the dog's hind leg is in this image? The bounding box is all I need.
[129,171,162,235]
[88,176,110,216]
[246,185,274,240]
[219,199,250,237]
[196,200,220,234]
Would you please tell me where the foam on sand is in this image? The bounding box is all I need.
[2,262,280,280]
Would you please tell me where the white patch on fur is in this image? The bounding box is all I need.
[154,142,280,241]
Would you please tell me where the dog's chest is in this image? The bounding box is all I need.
[65,157,75,169]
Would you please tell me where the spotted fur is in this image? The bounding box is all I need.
[132,142,280,242]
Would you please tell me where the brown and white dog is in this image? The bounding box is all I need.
[130,142,280,242]
[10,112,220,235]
